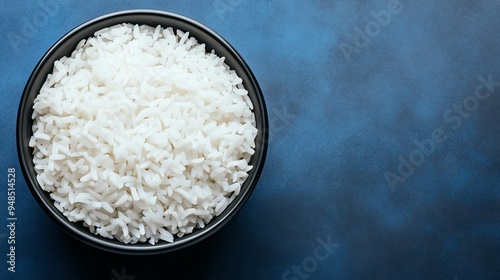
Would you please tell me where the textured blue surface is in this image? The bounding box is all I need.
[1,0,500,279]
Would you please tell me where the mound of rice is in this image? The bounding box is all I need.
[30,23,257,244]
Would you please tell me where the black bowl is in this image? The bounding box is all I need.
[17,9,268,255]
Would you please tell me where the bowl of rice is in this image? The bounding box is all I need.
[16,10,268,255]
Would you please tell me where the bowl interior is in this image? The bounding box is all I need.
[17,10,268,255]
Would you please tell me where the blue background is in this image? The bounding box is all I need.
[1,0,500,279]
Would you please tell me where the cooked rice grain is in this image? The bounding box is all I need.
[30,23,257,244]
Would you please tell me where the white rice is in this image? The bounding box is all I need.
[30,23,257,245]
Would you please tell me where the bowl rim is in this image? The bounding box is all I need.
[16,9,268,255]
